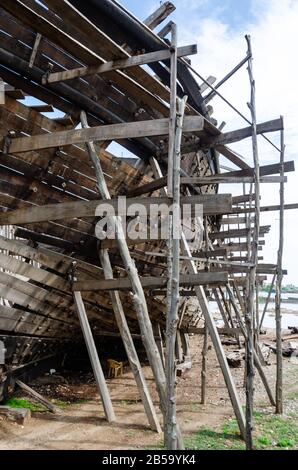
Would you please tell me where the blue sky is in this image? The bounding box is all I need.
[121,0,253,31]
[120,0,298,285]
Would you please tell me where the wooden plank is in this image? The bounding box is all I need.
[15,379,62,414]
[209,225,270,240]
[73,272,228,292]
[28,104,54,113]
[201,118,283,147]
[8,116,204,153]
[0,194,232,225]
[128,161,294,197]
[181,175,287,185]
[44,45,197,84]
[144,2,176,30]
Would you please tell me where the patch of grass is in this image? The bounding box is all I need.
[3,397,45,412]
[186,411,298,450]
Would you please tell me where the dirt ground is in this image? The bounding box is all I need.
[0,329,297,450]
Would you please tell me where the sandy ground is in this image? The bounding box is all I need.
[0,330,297,450]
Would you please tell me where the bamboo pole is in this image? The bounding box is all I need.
[245,35,260,450]
[80,111,161,433]
[275,122,285,414]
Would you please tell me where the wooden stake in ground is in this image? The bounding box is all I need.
[201,326,208,404]
[165,88,187,448]
[73,290,116,423]
[275,122,285,414]
[80,112,161,433]
[245,34,260,450]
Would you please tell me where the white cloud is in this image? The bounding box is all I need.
[174,0,298,283]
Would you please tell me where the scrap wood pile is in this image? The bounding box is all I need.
[0,0,296,450]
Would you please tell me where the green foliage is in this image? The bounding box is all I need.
[3,397,45,412]
[186,411,298,450]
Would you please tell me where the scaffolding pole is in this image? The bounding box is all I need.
[275,122,285,414]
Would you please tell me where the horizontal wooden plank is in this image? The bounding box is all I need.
[0,194,232,225]
[73,272,229,292]
[128,161,294,197]
[45,44,197,83]
[8,116,204,153]
[201,118,284,147]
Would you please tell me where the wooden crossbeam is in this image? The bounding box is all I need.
[73,272,229,292]
[44,45,197,84]
[128,161,294,197]
[209,225,270,240]
[229,203,298,215]
[201,118,283,147]
[0,194,232,225]
[7,116,204,153]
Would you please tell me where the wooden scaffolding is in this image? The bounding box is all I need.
[0,0,296,450]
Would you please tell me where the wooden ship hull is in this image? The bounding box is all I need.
[0,0,222,398]
[0,0,293,446]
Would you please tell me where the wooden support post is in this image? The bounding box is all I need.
[226,285,275,407]
[150,158,246,440]
[244,35,260,450]
[201,326,208,404]
[167,23,177,197]
[73,290,116,423]
[29,33,42,68]
[15,379,62,414]
[213,288,231,329]
[153,323,165,370]
[80,112,161,432]
[259,271,276,331]
[79,112,179,442]
[165,67,187,449]
[275,123,285,414]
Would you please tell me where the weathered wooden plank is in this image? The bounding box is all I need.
[201,118,283,147]
[15,380,62,414]
[45,45,197,84]
[144,2,176,29]
[209,225,270,240]
[0,194,232,225]
[73,272,228,292]
[8,116,204,153]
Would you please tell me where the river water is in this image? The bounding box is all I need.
[209,292,298,330]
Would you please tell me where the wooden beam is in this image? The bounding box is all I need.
[201,118,283,148]
[8,116,204,153]
[144,2,176,30]
[44,45,197,84]
[0,194,232,225]
[128,161,294,197]
[80,110,161,433]
[73,291,116,423]
[73,272,228,292]
[15,379,62,414]
[209,225,270,240]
